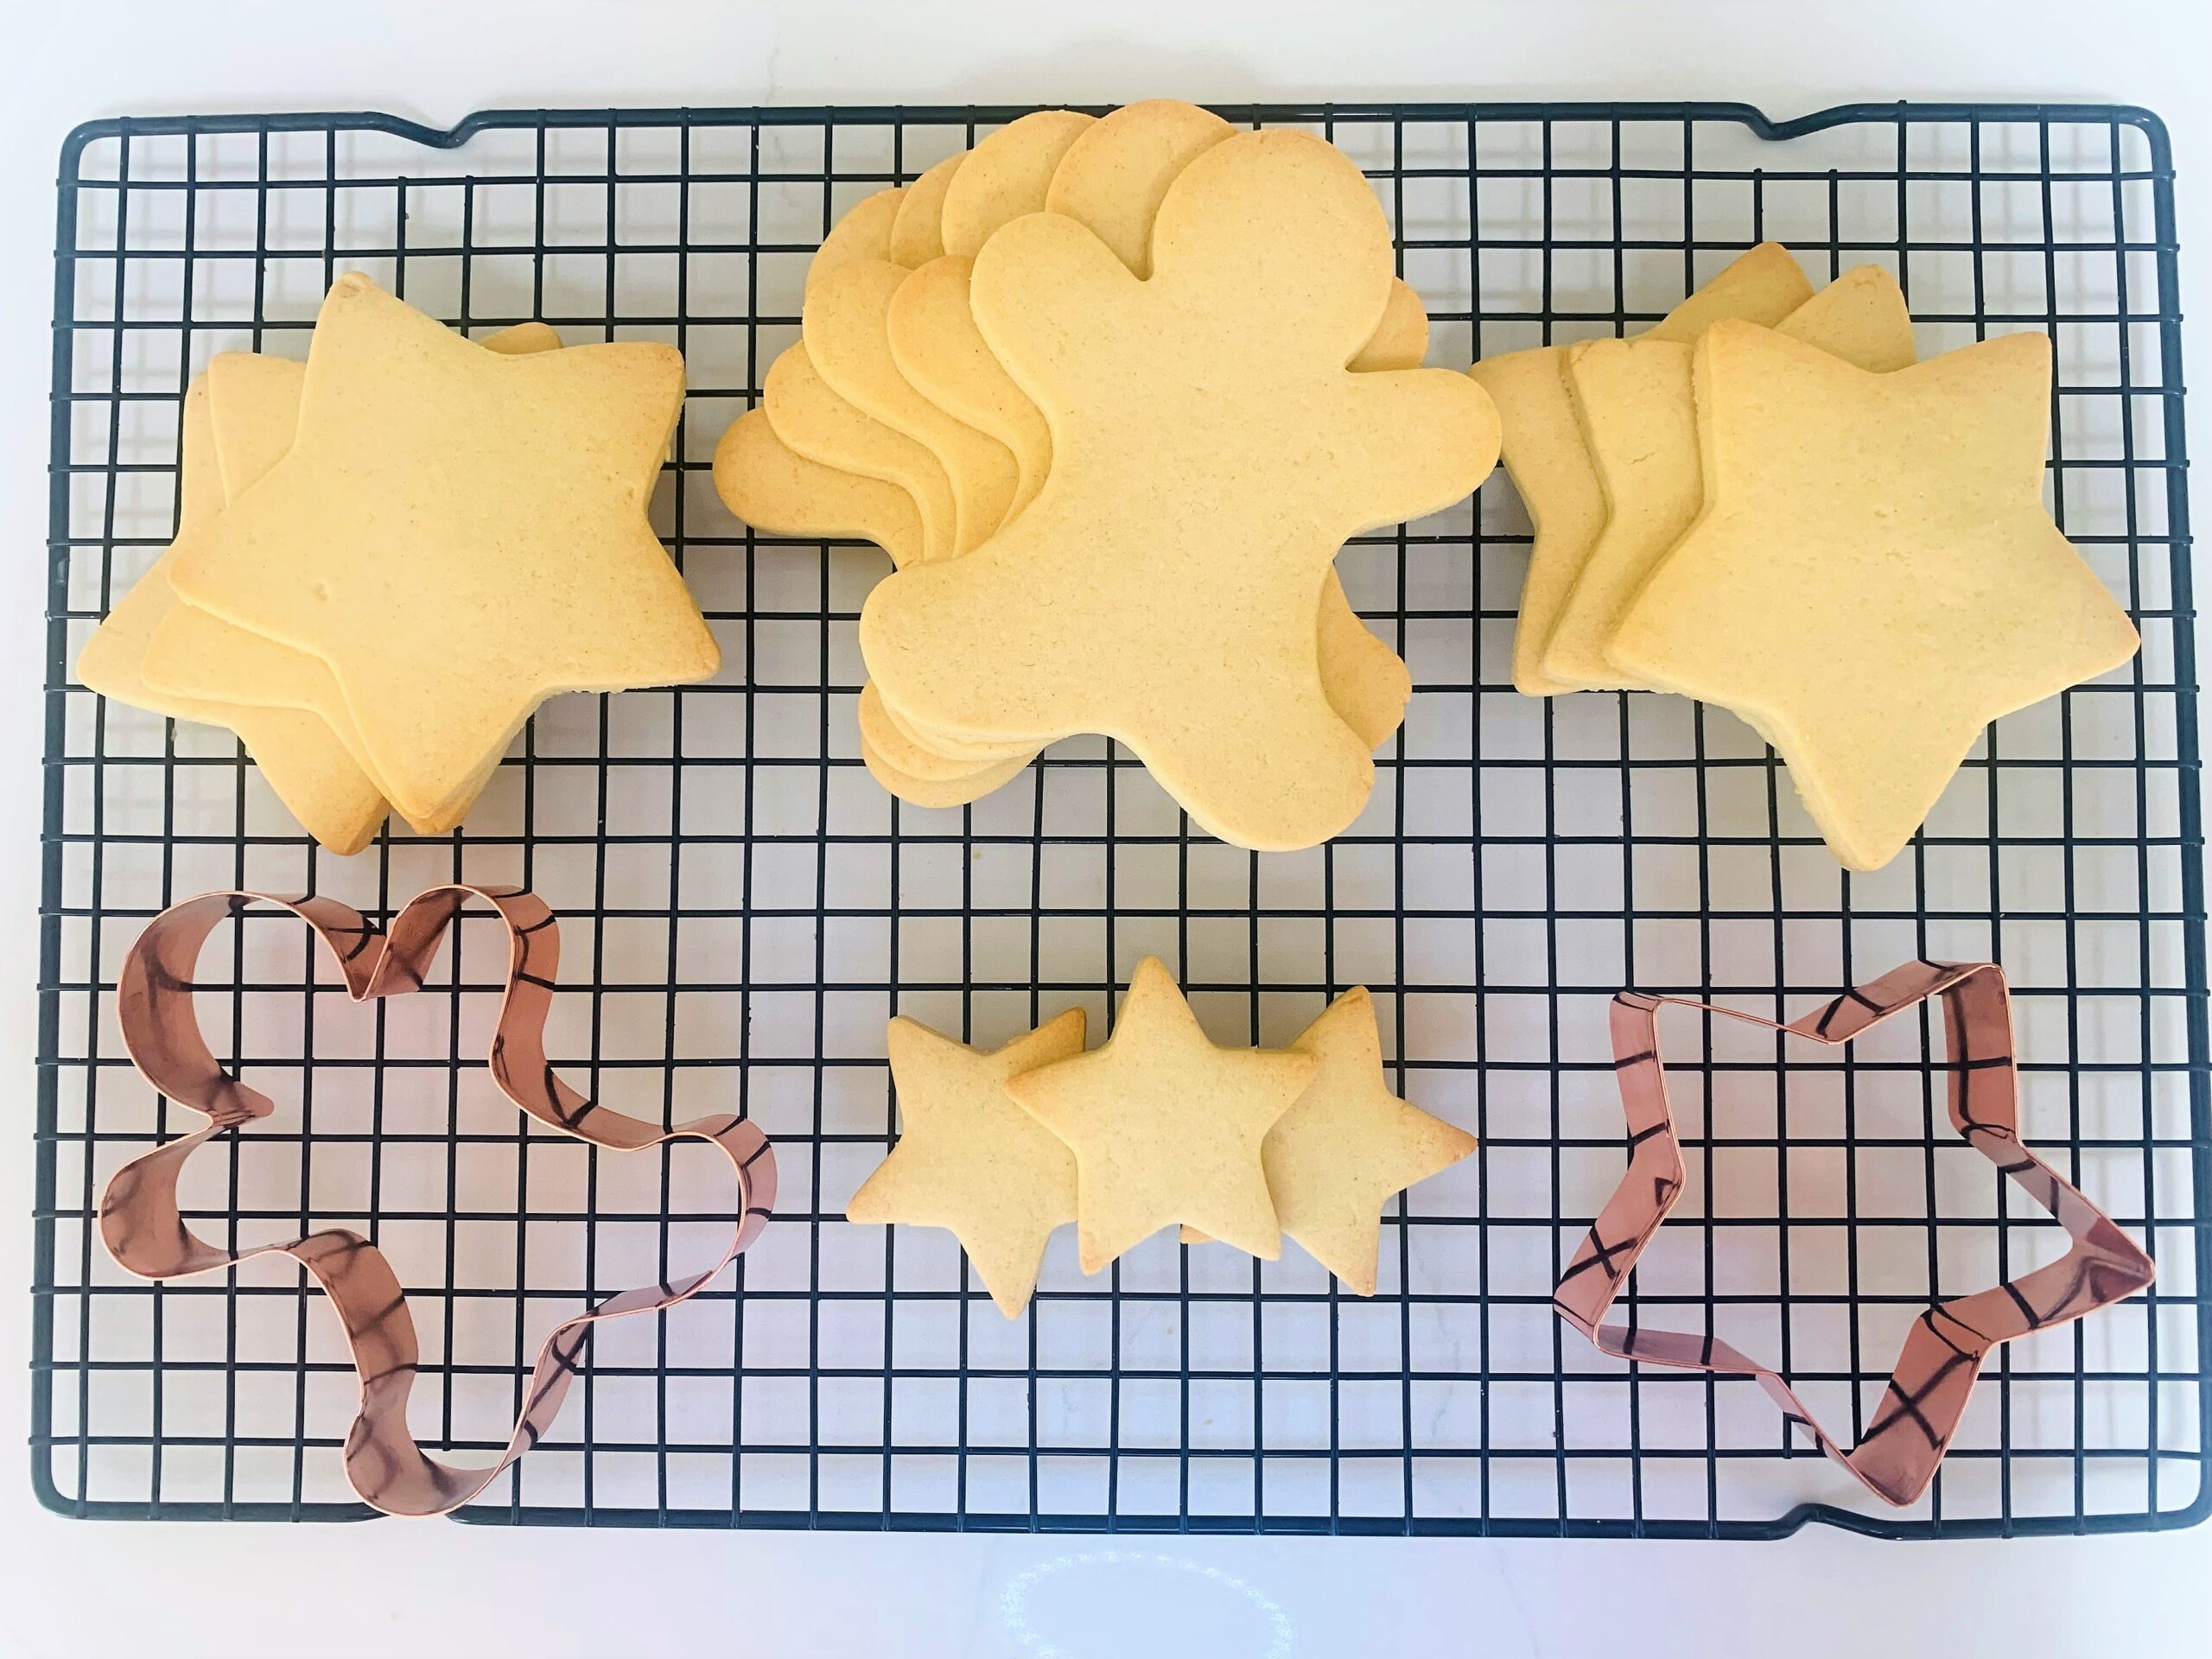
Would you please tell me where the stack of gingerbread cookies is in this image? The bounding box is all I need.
[715,101,1502,850]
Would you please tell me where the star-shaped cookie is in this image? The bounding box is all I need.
[860,129,1498,849]
[1258,988,1475,1295]
[140,327,563,834]
[846,1010,1087,1317]
[163,275,716,829]
[1608,321,2139,869]
[1471,241,1812,697]
[74,377,389,853]
[1541,264,1919,689]
[1007,957,1314,1271]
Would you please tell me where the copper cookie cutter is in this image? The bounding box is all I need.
[1554,959,2154,1509]
[98,883,777,1518]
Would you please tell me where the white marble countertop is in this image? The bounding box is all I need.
[3,3,2209,1653]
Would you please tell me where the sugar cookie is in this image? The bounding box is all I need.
[1641,241,1813,345]
[887,154,963,267]
[877,99,1420,773]
[763,343,958,563]
[873,675,1039,764]
[858,729,1035,809]
[1542,264,1917,688]
[712,405,924,568]
[885,254,1053,515]
[1473,242,1813,696]
[806,186,906,295]
[75,378,389,854]
[146,327,562,799]
[1007,957,1312,1270]
[1609,323,2139,870]
[1043,99,1429,370]
[1043,99,1233,277]
[1034,99,1417,756]
[848,1010,1087,1317]
[1248,988,1475,1294]
[165,275,715,829]
[856,682,1038,791]
[886,251,1407,757]
[1351,278,1431,372]
[804,259,1020,553]
[939,110,1096,257]
[862,129,1497,849]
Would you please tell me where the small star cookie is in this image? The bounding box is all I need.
[1255,988,1475,1295]
[1007,957,1315,1270]
[847,1009,1087,1317]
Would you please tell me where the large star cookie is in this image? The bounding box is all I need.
[1609,321,2139,869]
[163,275,715,829]
[75,377,388,853]
[1542,264,1919,689]
[1471,241,1812,696]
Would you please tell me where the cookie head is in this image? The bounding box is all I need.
[1148,127,1399,369]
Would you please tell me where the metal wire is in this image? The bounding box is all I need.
[32,101,2211,1539]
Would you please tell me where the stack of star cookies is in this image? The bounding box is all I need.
[1480,245,2139,870]
[78,276,719,851]
[847,957,1474,1316]
[715,102,1500,850]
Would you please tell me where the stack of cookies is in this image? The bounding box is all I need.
[79,276,718,851]
[847,957,1474,1316]
[715,101,1501,851]
[1479,245,2139,869]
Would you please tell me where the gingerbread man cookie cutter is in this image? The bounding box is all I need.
[1554,958,2154,1509]
[97,884,777,1518]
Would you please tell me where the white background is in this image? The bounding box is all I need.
[3,2,2210,1654]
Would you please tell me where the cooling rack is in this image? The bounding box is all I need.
[34,100,2209,1539]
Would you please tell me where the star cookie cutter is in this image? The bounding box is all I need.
[97,884,777,1518]
[1554,959,2154,1509]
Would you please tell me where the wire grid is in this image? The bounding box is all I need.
[32,102,2210,1540]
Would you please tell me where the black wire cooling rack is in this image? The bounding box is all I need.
[34,100,2211,1540]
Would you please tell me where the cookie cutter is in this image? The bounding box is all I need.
[1554,958,2154,1509]
[97,884,777,1517]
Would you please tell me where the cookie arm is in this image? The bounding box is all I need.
[966,211,1147,414]
[1315,367,1503,536]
